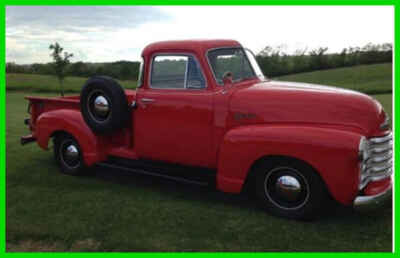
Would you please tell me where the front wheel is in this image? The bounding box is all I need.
[53,133,86,176]
[255,157,328,220]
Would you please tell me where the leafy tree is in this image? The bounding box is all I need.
[309,47,329,70]
[49,42,73,96]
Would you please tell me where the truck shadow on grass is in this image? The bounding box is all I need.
[91,164,392,223]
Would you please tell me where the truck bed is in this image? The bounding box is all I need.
[26,90,137,129]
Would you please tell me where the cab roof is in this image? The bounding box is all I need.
[142,39,241,57]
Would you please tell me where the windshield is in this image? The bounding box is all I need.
[207,47,264,84]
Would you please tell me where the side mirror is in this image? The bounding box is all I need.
[222,71,233,87]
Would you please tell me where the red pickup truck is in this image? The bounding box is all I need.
[21,40,392,220]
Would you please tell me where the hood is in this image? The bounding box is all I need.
[229,80,384,135]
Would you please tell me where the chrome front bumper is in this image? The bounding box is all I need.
[353,183,392,212]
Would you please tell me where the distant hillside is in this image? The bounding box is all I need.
[276,63,392,95]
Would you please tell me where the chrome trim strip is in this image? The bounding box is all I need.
[137,56,144,88]
[370,143,392,154]
[366,151,392,164]
[361,167,392,180]
[369,132,392,144]
[244,48,266,80]
[183,56,189,89]
[141,98,155,103]
[369,169,392,181]
[368,163,393,173]
[369,160,392,169]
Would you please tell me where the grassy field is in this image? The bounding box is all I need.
[6,64,393,251]
[6,73,137,93]
[276,63,392,95]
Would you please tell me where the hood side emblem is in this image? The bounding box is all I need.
[234,112,257,121]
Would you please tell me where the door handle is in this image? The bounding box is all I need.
[141,98,155,103]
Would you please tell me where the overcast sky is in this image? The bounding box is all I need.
[6,5,394,64]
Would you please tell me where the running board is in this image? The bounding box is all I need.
[97,161,213,187]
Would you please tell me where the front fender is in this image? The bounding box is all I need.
[35,109,106,166]
[217,125,362,205]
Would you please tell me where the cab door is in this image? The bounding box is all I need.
[134,53,214,168]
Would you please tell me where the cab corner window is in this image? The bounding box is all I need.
[151,54,206,89]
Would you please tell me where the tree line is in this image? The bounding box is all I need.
[256,43,392,77]
[6,42,392,80]
[6,60,141,81]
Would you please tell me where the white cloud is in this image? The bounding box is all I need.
[156,6,394,54]
[6,5,394,64]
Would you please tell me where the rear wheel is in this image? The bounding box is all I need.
[255,157,328,220]
[53,133,85,176]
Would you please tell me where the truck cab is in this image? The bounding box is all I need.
[22,40,393,220]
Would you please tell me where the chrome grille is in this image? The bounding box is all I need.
[359,132,393,190]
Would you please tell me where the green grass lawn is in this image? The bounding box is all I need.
[276,63,392,95]
[6,73,137,93]
[6,90,392,251]
[6,63,393,251]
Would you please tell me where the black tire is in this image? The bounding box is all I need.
[53,133,86,176]
[80,76,129,134]
[254,157,328,220]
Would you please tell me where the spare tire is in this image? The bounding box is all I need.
[80,76,129,134]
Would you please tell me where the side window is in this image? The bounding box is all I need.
[150,54,206,89]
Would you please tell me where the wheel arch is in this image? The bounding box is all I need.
[35,109,106,166]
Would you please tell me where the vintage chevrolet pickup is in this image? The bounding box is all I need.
[21,40,393,219]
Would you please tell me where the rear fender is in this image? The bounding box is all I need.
[35,109,106,166]
[217,125,362,205]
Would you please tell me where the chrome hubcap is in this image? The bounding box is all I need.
[94,95,110,118]
[61,141,80,168]
[275,175,302,202]
[87,90,111,122]
[65,145,79,162]
[264,167,310,210]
